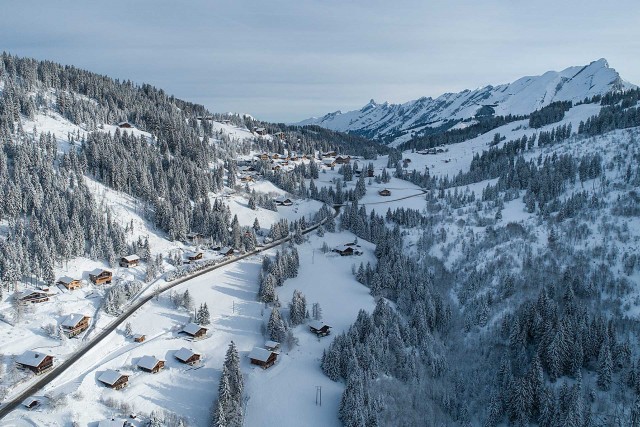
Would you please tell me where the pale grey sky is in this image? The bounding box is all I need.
[1,0,638,122]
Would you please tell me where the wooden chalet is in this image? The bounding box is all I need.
[17,289,50,305]
[137,355,164,374]
[257,153,270,161]
[322,151,338,157]
[309,320,332,337]
[21,397,40,410]
[333,245,355,256]
[119,255,140,268]
[16,351,54,375]
[275,131,286,140]
[264,340,281,353]
[253,127,267,136]
[117,121,133,129]
[219,247,235,257]
[378,189,391,197]
[335,155,351,164]
[61,313,90,338]
[186,251,204,263]
[98,369,129,390]
[133,334,146,343]
[182,322,208,339]
[240,175,255,183]
[89,268,112,285]
[323,158,336,168]
[274,197,293,206]
[248,347,278,369]
[174,347,201,365]
[57,276,82,290]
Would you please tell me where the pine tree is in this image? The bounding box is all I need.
[597,341,612,391]
[268,307,287,343]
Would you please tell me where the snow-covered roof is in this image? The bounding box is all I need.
[219,247,234,254]
[132,333,145,339]
[98,418,126,427]
[16,351,51,367]
[334,245,355,252]
[18,289,43,299]
[248,347,275,363]
[174,347,198,362]
[264,340,280,348]
[21,397,39,408]
[57,276,78,284]
[186,251,202,258]
[182,322,206,335]
[137,355,162,370]
[98,369,126,386]
[89,268,109,276]
[309,320,330,330]
[274,197,292,203]
[122,255,140,262]
[61,313,87,328]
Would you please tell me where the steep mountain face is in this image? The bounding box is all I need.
[298,59,635,144]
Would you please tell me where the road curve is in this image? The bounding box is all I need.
[0,207,339,420]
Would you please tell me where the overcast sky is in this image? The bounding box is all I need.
[1,1,638,122]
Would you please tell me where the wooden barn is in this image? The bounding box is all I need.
[378,189,391,197]
[253,127,267,136]
[57,276,82,290]
[119,255,140,268]
[16,351,54,375]
[61,314,90,338]
[323,158,336,168]
[17,289,50,305]
[174,347,201,365]
[274,197,293,206]
[333,245,354,256]
[248,347,278,369]
[309,320,332,337]
[335,155,351,164]
[89,269,112,285]
[186,251,203,263]
[117,121,133,129]
[98,369,129,390]
[133,334,146,343]
[21,397,40,410]
[137,355,164,374]
[182,322,208,340]
[322,151,338,157]
[219,247,235,257]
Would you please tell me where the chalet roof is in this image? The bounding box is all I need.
[219,247,234,255]
[132,334,145,340]
[334,245,355,252]
[264,340,280,349]
[17,289,45,299]
[323,158,336,165]
[274,197,292,203]
[57,276,78,284]
[16,351,51,368]
[122,255,140,262]
[309,320,331,331]
[98,418,126,427]
[137,355,162,371]
[89,268,110,276]
[62,313,87,328]
[186,251,203,258]
[182,322,206,336]
[174,347,198,362]
[248,347,275,363]
[255,127,266,132]
[98,369,126,386]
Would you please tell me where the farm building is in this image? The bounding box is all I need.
[219,247,235,257]
[16,351,54,375]
[137,356,165,374]
[378,189,391,197]
[117,121,134,128]
[61,314,90,338]
[57,276,82,290]
[186,251,203,263]
[274,197,293,206]
[133,334,146,343]
[253,127,267,135]
[97,369,129,390]
[333,244,362,256]
[322,151,337,157]
[21,397,40,410]
[174,347,201,365]
[335,155,351,164]
[248,347,278,369]
[89,268,112,285]
[264,340,281,352]
[182,322,208,339]
[323,158,336,168]
[119,255,140,268]
[17,289,50,305]
[309,320,332,337]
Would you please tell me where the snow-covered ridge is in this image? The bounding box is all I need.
[297,59,636,143]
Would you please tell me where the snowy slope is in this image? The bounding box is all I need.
[297,59,635,143]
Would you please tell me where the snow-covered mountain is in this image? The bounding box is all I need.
[298,58,635,144]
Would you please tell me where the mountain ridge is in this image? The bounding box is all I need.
[297,59,636,144]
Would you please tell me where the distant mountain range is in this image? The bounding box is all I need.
[297,59,636,145]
